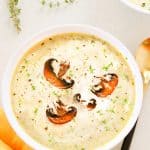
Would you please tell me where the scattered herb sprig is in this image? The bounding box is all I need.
[40,0,76,8]
[8,0,21,32]
[8,0,77,32]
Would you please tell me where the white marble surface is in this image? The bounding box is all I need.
[0,0,150,149]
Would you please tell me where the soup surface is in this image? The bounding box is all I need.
[11,33,135,150]
[129,0,150,11]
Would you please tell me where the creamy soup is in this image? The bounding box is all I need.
[130,0,150,11]
[11,33,135,150]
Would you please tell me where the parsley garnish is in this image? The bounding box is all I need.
[89,65,95,73]
[102,62,113,71]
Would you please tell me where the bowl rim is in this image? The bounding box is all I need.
[120,0,150,14]
[1,24,143,150]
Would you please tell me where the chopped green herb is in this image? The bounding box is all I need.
[101,120,107,124]
[34,108,38,114]
[48,139,52,143]
[103,48,106,53]
[64,89,70,95]
[123,73,129,81]
[48,134,54,143]
[97,110,103,116]
[49,2,53,8]
[105,126,110,131]
[40,0,46,5]
[114,128,118,132]
[76,47,80,50]
[123,98,128,105]
[24,59,28,64]
[52,91,60,97]
[102,62,113,71]
[68,70,73,77]
[117,86,122,89]
[65,0,69,3]
[89,65,95,73]
[21,66,25,69]
[27,73,30,77]
[121,117,125,121]
[111,98,117,104]
[108,109,115,114]
[141,3,146,7]
[18,98,23,107]
[132,81,134,86]
[32,85,36,90]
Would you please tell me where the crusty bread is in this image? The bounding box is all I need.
[136,38,150,72]
[0,108,32,150]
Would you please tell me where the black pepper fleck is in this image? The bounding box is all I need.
[13,93,16,96]
[44,127,48,130]
[28,79,32,82]
[41,42,45,46]
[38,100,42,103]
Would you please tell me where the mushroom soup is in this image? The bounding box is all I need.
[11,33,135,150]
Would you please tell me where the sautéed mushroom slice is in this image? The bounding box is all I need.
[73,93,97,110]
[44,59,74,89]
[91,73,118,97]
[46,100,77,124]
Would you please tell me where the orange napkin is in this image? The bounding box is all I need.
[0,108,32,150]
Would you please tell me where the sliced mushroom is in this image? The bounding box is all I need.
[91,73,118,97]
[73,93,86,102]
[44,59,74,89]
[58,61,70,78]
[73,93,96,110]
[87,99,96,110]
[46,100,77,124]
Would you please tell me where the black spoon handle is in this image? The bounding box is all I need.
[121,121,137,150]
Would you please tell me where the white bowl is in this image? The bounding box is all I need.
[1,24,143,150]
[121,0,150,14]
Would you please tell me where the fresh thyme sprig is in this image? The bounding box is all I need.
[40,0,76,8]
[8,0,76,32]
[8,0,21,32]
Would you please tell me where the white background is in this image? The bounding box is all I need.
[0,0,150,149]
